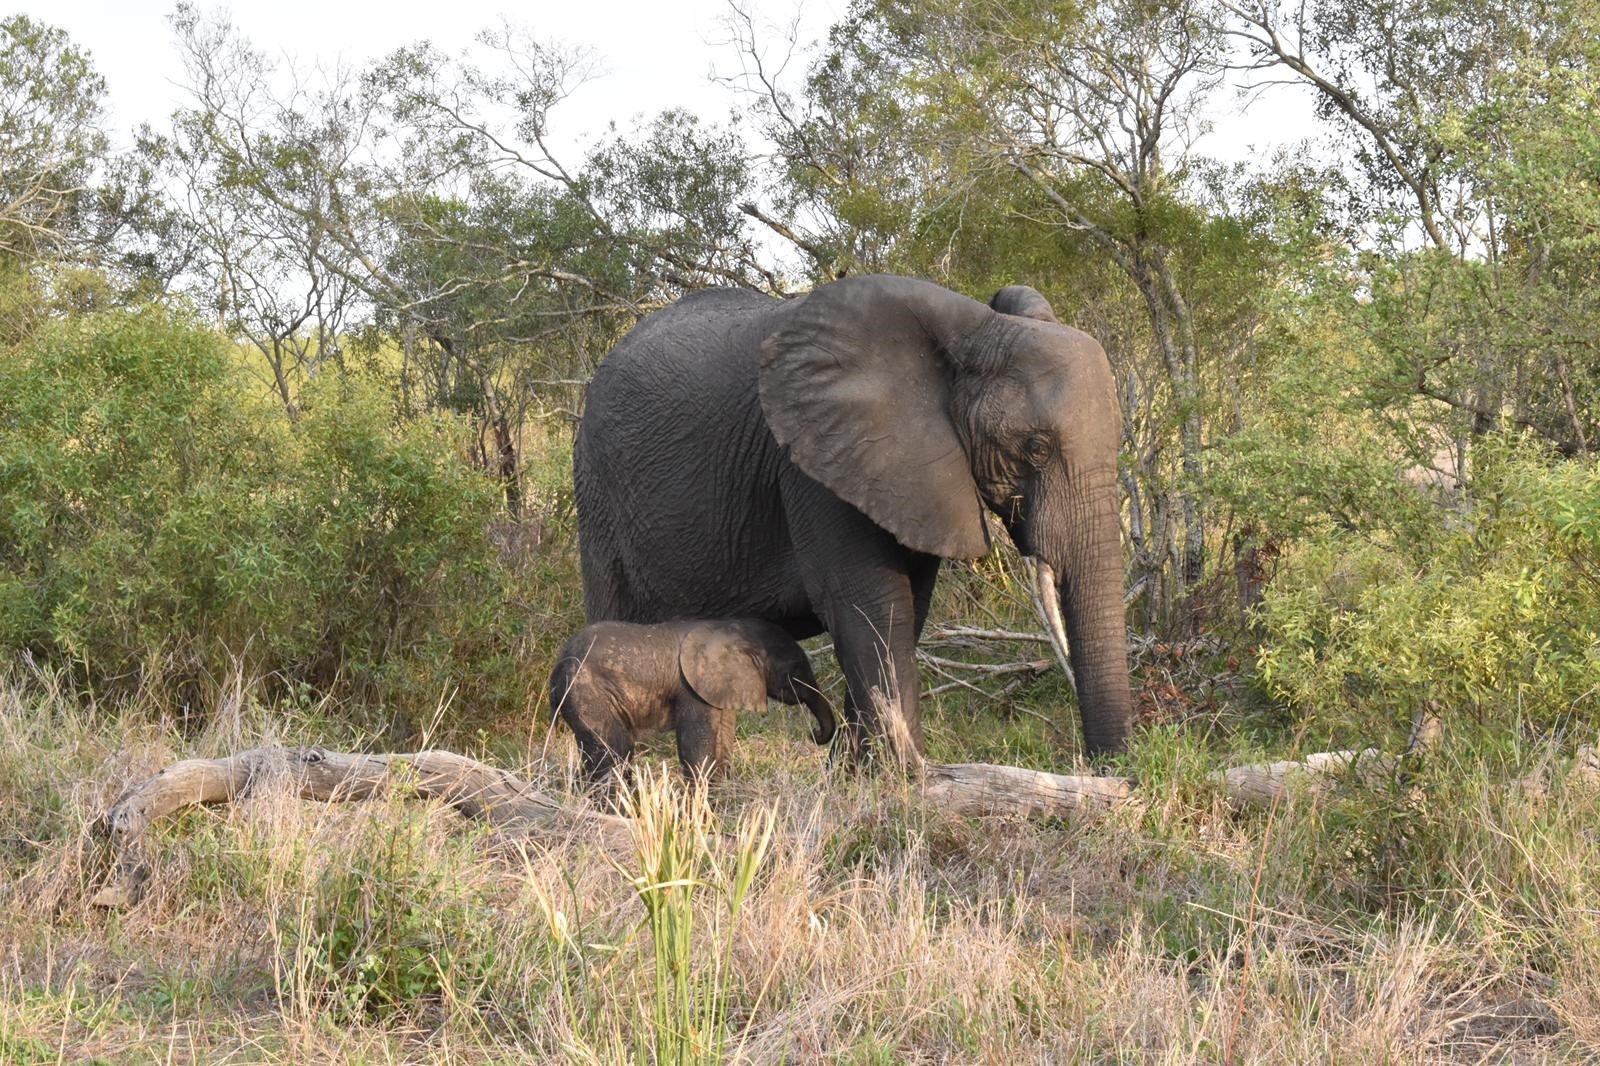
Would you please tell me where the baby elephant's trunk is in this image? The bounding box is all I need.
[797,682,837,746]
[752,621,836,746]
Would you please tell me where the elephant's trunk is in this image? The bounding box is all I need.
[1032,471,1133,756]
[803,686,838,746]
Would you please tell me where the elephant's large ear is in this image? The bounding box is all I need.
[989,285,1059,323]
[679,629,768,711]
[759,276,992,560]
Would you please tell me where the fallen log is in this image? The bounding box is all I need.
[1216,749,1390,808]
[90,744,1141,907]
[91,738,1600,909]
[90,746,633,908]
[1519,744,1600,799]
[922,762,1134,815]
[86,744,1341,907]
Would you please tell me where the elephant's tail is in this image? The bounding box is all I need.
[548,653,582,726]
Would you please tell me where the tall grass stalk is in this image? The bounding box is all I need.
[619,768,776,1065]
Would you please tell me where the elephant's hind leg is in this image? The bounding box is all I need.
[572,719,634,788]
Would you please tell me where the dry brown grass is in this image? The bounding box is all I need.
[2,668,1596,1064]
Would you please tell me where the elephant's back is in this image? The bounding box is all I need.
[556,620,680,677]
[580,286,783,469]
[575,288,807,625]
[586,288,781,402]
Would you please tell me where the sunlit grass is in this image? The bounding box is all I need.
[1,660,1595,1062]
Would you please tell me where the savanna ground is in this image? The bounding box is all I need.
[3,438,1598,1065]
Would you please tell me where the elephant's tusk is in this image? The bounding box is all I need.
[1027,558,1077,695]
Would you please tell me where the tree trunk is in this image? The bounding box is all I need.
[1133,248,1205,613]
[492,412,522,518]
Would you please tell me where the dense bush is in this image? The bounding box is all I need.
[1253,438,1600,745]
[0,306,537,724]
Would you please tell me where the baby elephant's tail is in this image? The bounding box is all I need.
[548,651,582,726]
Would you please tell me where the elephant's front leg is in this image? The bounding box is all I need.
[829,600,925,764]
[781,470,935,765]
[673,694,735,782]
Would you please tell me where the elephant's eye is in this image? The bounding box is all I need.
[1024,434,1053,467]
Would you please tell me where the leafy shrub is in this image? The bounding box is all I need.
[0,306,293,667]
[0,306,537,726]
[1253,437,1600,744]
[292,809,497,1020]
[286,372,515,706]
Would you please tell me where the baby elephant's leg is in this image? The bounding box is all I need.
[673,692,735,782]
[572,718,633,787]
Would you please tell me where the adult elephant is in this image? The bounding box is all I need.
[574,275,1132,758]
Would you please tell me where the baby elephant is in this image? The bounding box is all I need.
[550,618,837,784]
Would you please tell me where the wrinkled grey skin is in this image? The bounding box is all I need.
[575,274,1132,759]
[549,618,837,783]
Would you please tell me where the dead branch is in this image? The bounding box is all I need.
[922,677,1028,702]
[88,736,1600,909]
[90,746,632,907]
[923,625,1054,645]
[917,652,1053,676]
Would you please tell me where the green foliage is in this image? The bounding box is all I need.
[1203,280,1439,548]
[0,1028,55,1065]
[0,306,531,724]
[1254,438,1600,743]
[293,810,497,1020]
[289,372,513,703]
[0,305,289,668]
[0,14,106,263]
[0,258,46,350]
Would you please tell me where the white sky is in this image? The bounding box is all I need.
[21,0,1314,181]
[20,0,851,152]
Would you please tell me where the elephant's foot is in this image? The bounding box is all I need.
[824,721,925,775]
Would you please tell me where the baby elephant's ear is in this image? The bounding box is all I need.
[679,629,768,711]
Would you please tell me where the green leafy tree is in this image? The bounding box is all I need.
[166,9,772,512]
[0,16,182,287]
[1224,0,1600,458]
[0,14,105,262]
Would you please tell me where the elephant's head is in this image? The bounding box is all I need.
[758,275,1132,754]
